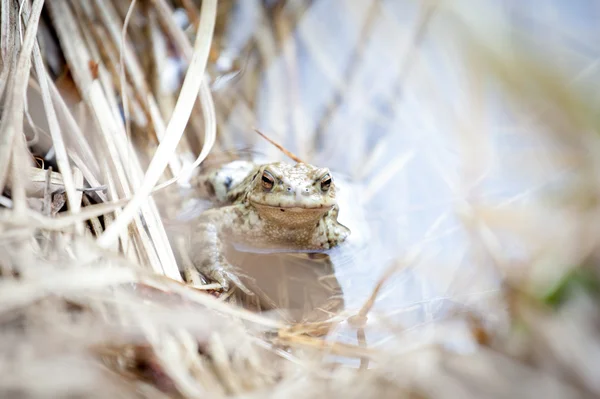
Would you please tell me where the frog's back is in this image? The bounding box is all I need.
[194,160,258,205]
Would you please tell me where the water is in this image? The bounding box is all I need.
[177,0,600,351]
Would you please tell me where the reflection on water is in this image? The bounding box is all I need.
[227,248,344,324]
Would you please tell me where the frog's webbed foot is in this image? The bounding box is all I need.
[191,218,253,296]
[204,257,252,296]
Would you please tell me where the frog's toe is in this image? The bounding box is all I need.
[208,263,254,296]
[224,270,254,296]
[208,268,230,291]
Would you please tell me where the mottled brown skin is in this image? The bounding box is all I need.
[192,161,350,292]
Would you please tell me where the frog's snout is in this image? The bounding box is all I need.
[289,185,311,200]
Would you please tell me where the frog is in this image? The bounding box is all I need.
[190,159,351,294]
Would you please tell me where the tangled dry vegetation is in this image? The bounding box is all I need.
[1,0,600,398]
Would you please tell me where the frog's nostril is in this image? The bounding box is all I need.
[287,187,292,192]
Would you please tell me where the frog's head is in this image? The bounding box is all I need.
[246,162,338,225]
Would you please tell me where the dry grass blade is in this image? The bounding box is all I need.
[0,266,138,315]
[253,128,304,163]
[25,79,103,188]
[98,0,218,247]
[275,332,379,360]
[48,0,181,279]
[0,0,44,194]
[46,1,134,194]
[138,274,284,329]
[144,0,219,191]
[0,198,129,231]
[94,0,183,176]
[0,0,16,102]
[22,1,80,216]
[0,0,12,62]
[119,0,137,172]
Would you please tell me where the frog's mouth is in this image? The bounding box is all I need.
[251,202,334,212]
[251,202,334,225]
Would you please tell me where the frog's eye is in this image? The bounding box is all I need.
[261,171,275,191]
[320,174,332,192]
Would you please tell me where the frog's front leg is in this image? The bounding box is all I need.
[191,206,252,294]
